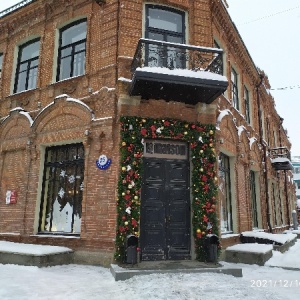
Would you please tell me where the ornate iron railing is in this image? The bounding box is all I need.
[131,38,224,74]
[270,147,291,160]
[0,0,36,18]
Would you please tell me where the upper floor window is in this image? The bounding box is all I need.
[14,39,40,93]
[244,86,251,123]
[266,119,271,146]
[145,5,185,68]
[214,41,223,75]
[56,19,87,81]
[0,53,3,79]
[231,68,239,110]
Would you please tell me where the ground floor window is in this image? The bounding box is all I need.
[219,153,233,232]
[250,170,258,228]
[38,143,84,234]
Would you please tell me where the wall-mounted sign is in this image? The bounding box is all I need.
[144,140,188,160]
[6,190,17,205]
[96,154,112,170]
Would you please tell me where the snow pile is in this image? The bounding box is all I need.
[226,243,273,254]
[241,231,297,245]
[0,241,72,255]
[136,67,228,82]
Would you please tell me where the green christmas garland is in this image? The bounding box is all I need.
[115,116,219,262]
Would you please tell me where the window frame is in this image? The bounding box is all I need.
[244,85,251,124]
[56,19,87,82]
[214,40,223,75]
[13,38,40,93]
[250,170,259,228]
[38,143,85,235]
[144,4,186,69]
[219,152,233,233]
[0,53,3,79]
[145,4,185,43]
[231,68,239,110]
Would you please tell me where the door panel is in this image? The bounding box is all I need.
[141,158,190,260]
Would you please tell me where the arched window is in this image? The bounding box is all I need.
[14,38,40,93]
[56,19,87,81]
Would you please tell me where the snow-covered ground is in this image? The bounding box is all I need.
[1,238,300,300]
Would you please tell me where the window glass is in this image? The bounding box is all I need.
[61,21,87,46]
[244,86,251,123]
[14,39,40,93]
[39,143,84,234]
[0,53,3,78]
[20,40,40,61]
[231,68,239,110]
[57,19,87,81]
[145,5,185,69]
[148,7,183,33]
[219,153,233,232]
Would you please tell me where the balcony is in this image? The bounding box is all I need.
[270,147,293,171]
[129,39,228,105]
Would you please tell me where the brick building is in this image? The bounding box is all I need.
[0,0,295,265]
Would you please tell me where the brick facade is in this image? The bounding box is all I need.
[0,0,296,265]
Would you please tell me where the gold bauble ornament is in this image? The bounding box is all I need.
[209,130,214,135]
[124,221,129,226]
[122,141,126,146]
[121,166,126,171]
[196,229,201,233]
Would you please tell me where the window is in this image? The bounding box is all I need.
[266,119,271,146]
[219,153,233,232]
[244,86,251,123]
[57,19,87,81]
[145,5,185,68]
[0,53,3,79]
[14,39,40,93]
[38,143,84,234]
[214,41,223,75]
[231,68,239,110]
[250,171,258,228]
[297,181,300,189]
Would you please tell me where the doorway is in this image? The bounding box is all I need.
[140,157,190,260]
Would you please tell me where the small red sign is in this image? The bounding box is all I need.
[10,191,17,204]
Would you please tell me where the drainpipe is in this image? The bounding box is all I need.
[256,74,273,233]
[279,118,291,227]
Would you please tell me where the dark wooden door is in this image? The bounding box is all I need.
[141,158,190,260]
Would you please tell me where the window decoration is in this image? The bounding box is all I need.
[14,39,40,93]
[39,143,84,234]
[116,116,219,262]
[57,19,87,81]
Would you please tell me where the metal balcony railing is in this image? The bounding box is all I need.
[270,147,291,160]
[131,38,224,75]
[0,0,36,18]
